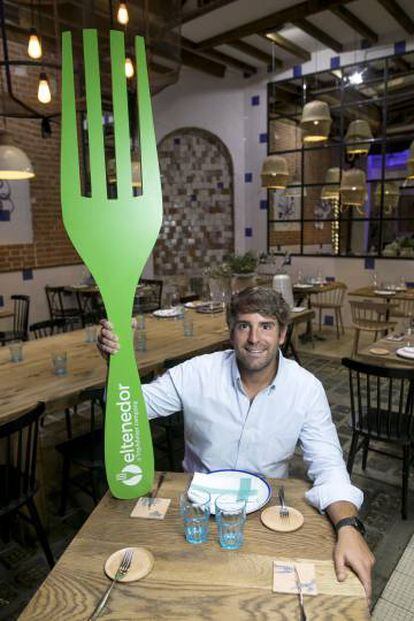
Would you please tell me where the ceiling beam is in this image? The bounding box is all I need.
[330,6,378,44]
[376,0,414,34]
[226,40,274,64]
[292,18,343,53]
[181,36,257,75]
[181,48,226,78]
[177,0,239,26]
[263,32,310,61]
[195,0,354,49]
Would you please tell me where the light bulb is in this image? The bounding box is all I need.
[117,2,129,25]
[38,73,51,104]
[125,57,134,78]
[28,28,42,59]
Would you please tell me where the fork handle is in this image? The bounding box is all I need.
[105,324,154,499]
[89,576,118,621]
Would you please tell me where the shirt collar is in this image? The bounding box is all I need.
[231,349,286,394]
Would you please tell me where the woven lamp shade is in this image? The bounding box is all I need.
[300,100,332,143]
[340,169,367,206]
[321,167,340,200]
[261,155,289,189]
[375,181,400,213]
[345,119,373,155]
[407,140,414,179]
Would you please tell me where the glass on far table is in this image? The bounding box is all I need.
[215,494,247,550]
[135,330,147,352]
[183,314,194,337]
[84,325,97,343]
[9,341,23,363]
[180,490,210,544]
[51,352,67,376]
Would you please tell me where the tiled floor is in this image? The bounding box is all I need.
[373,535,414,619]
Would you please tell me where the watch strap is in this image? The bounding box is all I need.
[335,516,366,537]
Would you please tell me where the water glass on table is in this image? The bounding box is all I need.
[9,341,23,363]
[84,325,97,343]
[180,490,210,544]
[183,314,194,337]
[52,352,68,375]
[215,494,247,550]
[135,330,147,352]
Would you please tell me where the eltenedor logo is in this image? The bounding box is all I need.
[117,464,143,486]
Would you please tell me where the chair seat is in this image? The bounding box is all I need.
[0,464,38,517]
[311,302,342,309]
[352,319,396,331]
[56,428,104,469]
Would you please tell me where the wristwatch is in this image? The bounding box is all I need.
[335,516,366,537]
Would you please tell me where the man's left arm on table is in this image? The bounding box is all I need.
[298,377,375,603]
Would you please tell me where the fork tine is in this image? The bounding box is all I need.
[134,36,161,200]
[83,29,107,203]
[61,31,82,203]
[110,31,133,201]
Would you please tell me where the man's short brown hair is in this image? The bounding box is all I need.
[226,286,290,332]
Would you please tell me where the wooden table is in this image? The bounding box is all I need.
[348,286,414,302]
[19,473,368,620]
[358,335,414,367]
[0,308,13,319]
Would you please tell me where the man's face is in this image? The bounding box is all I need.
[230,312,287,374]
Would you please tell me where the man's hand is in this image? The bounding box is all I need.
[334,526,375,606]
[97,318,137,360]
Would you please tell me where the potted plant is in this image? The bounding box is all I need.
[398,237,414,257]
[225,252,259,292]
[204,263,232,302]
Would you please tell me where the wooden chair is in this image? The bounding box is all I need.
[342,357,414,519]
[389,297,414,321]
[29,318,66,339]
[0,402,54,567]
[0,294,30,345]
[349,299,397,356]
[310,282,347,339]
[45,285,83,329]
[135,279,163,313]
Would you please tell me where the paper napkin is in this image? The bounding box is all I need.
[130,497,171,519]
[273,561,318,595]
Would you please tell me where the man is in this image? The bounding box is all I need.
[98,286,374,601]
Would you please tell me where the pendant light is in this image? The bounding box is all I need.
[108,158,141,187]
[339,169,366,210]
[261,155,289,189]
[321,167,340,200]
[375,181,400,215]
[0,130,34,179]
[345,119,373,156]
[300,100,331,143]
[125,57,134,79]
[117,2,129,25]
[285,123,306,198]
[27,27,42,59]
[37,72,51,104]
[407,140,414,179]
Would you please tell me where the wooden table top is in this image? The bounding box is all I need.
[19,473,368,620]
[0,308,13,319]
[348,286,414,301]
[358,334,414,367]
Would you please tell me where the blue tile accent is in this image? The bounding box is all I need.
[364,257,375,269]
[361,39,371,49]
[330,56,340,69]
[173,137,181,145]
[22,268,33,281]
[260,199,268,210]
[326,276,336,282]
[0,210,10,221]
[259,132,268,143]
[0,295,4,307]
[217,182,224,189]
[245,227,253,238]
[191,194,197,201]
[251,95,260,106]
[324,315,334,326]
[406,281,414,289]
[394,41,406,55]
[293,65,302,78]
[244,173,252,183]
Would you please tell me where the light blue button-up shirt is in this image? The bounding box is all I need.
[143,349,363,512]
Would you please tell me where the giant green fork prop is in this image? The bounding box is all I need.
[61,30,162,499]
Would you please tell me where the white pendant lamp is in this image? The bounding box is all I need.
[340,168,367,207]
[300,100,332,143]
[27,28,42,60]
[375,181,400,215]
[0,131,34,180]
[261,155,289,189]
[321,167,341,200]
[125,57,134,79]
[345,119,373,156]
[117,2,129,25]
[37,72,51,104]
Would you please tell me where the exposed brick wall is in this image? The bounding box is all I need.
[0,38,81,273]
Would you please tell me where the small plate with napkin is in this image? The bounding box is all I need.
[396,346,414,360]
[188,469,271,515]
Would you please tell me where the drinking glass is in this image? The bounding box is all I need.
[135,330,147,352]
[215,495,247,550]
[297,269,304,284]
[135,313,145,330]
[180,490,210,544]
[183,315,194,337]
[9,341,23,363]
[52,352,67,375]
[84,325,97,343]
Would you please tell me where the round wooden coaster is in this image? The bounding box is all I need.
[260,506,304,532]
[104,547,154,582]
[369,347,389,356]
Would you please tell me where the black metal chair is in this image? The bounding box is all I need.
[45,285,83,329]
[0,402,54,568]
[29,318,67,339]
[135,279,163,313]
[342,357,414,519]
[55,387,106,515]
[0,294,30,344]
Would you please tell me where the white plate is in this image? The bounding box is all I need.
[396,347,414,360]
[153,308,183,318]
[188,469,272,515]
[291,306,306,313]
[184,301,204,309]
[294,283,313,289]
[374,290,396,295]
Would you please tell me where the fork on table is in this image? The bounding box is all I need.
[278,486,290,519]
[61,30,162,499]
[89,548,134,620]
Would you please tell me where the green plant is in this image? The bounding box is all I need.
[225,251,258,274]
[204,263,232,279]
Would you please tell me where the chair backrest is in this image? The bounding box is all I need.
[0,402,45,510]
[136,279,163,313]
[349,299,395,326]
[29,318,66,339]
[391,298,414,318]
[78,290,106,324]
[11,294,30,341]
[341,357,414,441]
[45,285,65,319]
[311,282,347,306]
